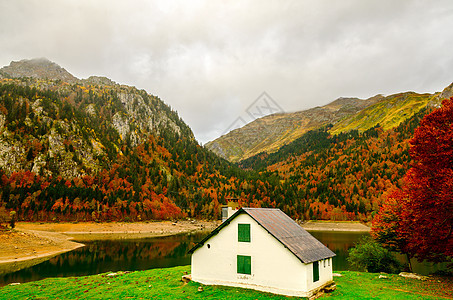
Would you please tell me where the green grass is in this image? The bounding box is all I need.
[1,266,451,299]
[0,266,295,300]
[326,271,453,300]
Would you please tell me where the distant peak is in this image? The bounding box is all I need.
[25,57,52,63]
[0,58,79,83]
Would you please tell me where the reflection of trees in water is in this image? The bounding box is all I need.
[309,231,368,271]
[49,233,205,267]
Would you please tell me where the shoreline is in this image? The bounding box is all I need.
[0,220,219,274]
[0,229,85,275]
[14,220,219,241]
[0,220,369,274]
[301,220,371,232]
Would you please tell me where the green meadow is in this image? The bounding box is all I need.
[1,266,451,299]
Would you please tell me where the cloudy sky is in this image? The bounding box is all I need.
[1,0,453,143]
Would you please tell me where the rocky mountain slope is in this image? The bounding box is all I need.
[0,58,245,221]
[207,88,446,162]
[0,58,193,178]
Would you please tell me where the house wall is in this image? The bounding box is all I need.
[306,257,334,292]
[191,214,333,297]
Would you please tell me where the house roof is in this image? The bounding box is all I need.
[188,207,336,264]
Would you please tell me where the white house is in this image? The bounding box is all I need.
[189,208,336,298]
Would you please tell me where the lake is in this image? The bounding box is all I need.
[0,230,442,286]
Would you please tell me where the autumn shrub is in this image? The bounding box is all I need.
[348,236,403,273]
[0,206,11,230]
[9,210,16,229]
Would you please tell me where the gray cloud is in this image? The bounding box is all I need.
[1,0,453,143]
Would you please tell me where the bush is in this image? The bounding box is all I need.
[0,207,13,230]
[9,211,16,229]
[348,236,403,273]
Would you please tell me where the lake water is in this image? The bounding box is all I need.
[0,230,443,286]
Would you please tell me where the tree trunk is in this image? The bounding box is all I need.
[406,253,413,272]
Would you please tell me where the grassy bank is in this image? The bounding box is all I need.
[1,266,451,299]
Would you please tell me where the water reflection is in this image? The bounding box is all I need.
[309,231,367,271]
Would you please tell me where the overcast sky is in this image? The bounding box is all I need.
[1,0,453,143]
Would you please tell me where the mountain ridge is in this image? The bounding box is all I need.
[206,87,446,162]
[206,95,382,162]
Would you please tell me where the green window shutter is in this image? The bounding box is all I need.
[237,255,251,275]
[313,261,319,282]
[238,224,250,242]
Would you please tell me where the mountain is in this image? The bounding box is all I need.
[1,58,451,224]
[236,110,429,221]
[0,58,261,222]
[229,84,453,221]
[206,90,444,162]
[0,59,194,178]
[0,58,79,83]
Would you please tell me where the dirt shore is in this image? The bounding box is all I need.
[301,220,371,232]
[0,229,84,275]
[15,220,219,241]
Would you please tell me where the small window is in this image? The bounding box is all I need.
[313,261,319,282]
[328,258,330,266]
[237,255,251,275]
[238,224,250,242]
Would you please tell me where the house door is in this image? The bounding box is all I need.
[313,261,319,282]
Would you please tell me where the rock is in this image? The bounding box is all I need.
[106,272,118,277]
[82,76,117,86]
[181,274,192,283]
[9,283,21,286]
[379,275,388,279]
[332,273,342,277]
[399,272,426,280]
[198,286,204,292]
[438,82,453,102]
[322,283,336,293]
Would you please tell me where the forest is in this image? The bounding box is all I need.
[0,78,432,223]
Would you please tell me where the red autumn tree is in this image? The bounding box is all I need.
[372,189,414,270]
[402,97,453,262]
[373,97,453,263]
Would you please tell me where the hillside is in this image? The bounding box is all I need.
[0,59,195,178]
[0,58,261,222]
[206,89,446,162]
[206,96,381,162]
[237,109,429,221]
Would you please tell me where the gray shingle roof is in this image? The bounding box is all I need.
[189,207,336,263]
